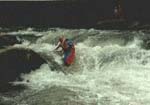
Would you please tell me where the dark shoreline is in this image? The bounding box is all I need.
[1,21,150,32]
[0,1,150,30]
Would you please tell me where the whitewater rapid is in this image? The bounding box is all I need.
[1,28,150,105]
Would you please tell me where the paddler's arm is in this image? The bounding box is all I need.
[54,41,61,50]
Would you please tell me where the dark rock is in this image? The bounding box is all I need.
[0,48,47,92]
[0,35,22,48]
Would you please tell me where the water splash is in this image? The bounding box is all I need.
[3,28,150,105]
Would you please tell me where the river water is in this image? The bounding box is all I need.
[1,28,150,105]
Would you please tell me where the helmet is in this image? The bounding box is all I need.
[59,36,65,42]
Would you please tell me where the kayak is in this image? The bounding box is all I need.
[64,47,75,66]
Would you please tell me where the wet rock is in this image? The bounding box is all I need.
[0,48,47,92]
[0,35,22,48]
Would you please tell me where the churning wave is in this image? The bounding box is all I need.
[1,28,150,105]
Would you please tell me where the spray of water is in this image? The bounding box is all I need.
[6,28,150,105]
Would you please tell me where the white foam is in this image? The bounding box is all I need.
[12,29,150,104]
[126,37,143,48]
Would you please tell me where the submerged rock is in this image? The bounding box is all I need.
[13,86,85,105]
